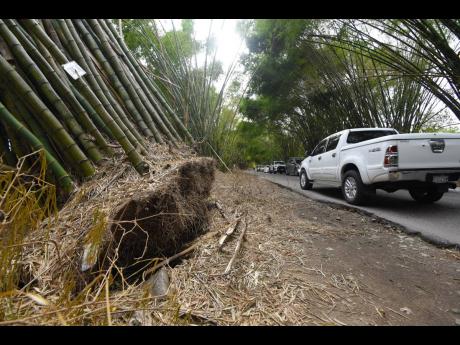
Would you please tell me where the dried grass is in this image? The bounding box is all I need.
[4,154,453,325]
[0,143,218,325]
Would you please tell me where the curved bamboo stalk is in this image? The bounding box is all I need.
[3,19,113,157]
[63,19,147,151]
[71,19,154,139]
[0,20,104,165]
[0,101,74,193]
[100,19,181,144]
[107,20,193,143]
[0,86,60,161]
[21,19,149,175]
[0,53,95,178]
[87,19,165,143]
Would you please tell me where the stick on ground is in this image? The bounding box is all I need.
[223,218,247,275]
[218,218,241,250]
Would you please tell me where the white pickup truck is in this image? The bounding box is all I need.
[299,128,460,205]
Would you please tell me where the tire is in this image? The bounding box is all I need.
[409,188,444,203]
[341,170,373,205]
[300,170,313,190]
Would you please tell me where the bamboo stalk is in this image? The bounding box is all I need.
[22,19,149,175]
[65,19,147,150]
[0,100,73,193]
[87,19,165,143]
[100,19,180,144]
[0,53,95,177]
[0,19,104,165]
[107,20,193,143]
[72,19,154,139]
[2,19,112,158]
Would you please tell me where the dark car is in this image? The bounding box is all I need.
[285,157,303,176]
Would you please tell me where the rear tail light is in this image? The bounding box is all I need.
[384,145,398,167]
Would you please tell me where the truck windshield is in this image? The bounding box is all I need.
[274,161,285,164]
[346,130,397,144]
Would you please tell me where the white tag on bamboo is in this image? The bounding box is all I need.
[62,61,86,80]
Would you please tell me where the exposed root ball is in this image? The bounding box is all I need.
[98,157,216,281]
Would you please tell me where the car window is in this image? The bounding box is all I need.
[295,159,302,164]
[326,135,341,152]
[312,139,327,156]
[346,130,397,144]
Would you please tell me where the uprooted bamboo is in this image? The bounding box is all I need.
[0,18,196,194]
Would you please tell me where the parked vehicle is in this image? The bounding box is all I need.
[271,161,286,174]
[263,165,270,173]
[299,128,460,205]
[286,157,303,176]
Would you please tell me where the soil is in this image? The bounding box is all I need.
[172,170,460,325]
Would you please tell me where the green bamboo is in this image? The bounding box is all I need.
[0,100,73,192]
[0,120,17,166]
[13,20,117,143]
[100,19,179,143]
[0,20,103,165]
[62,19,147,151]
[3,19,113,156]
[0,53,95,177]
[42,19,65,50]
[87,19,165,143]
[0,86,60,160]
[70,84,115,139]
[110,21,193,143]
[21,19,148,175]
[72,19,150,149]
[102,19,183,142]
[71,19,154,139]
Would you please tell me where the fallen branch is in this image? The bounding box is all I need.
[223,218,247,275]
[214,200,228,221]
[218,218,241,250]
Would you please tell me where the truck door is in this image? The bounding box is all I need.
[308,139,327,180]
[321,134,341,181]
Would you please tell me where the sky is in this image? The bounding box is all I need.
[158,19,247,71]
[157,19,249,92]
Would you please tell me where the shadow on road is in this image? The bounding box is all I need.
[310,185,455,213]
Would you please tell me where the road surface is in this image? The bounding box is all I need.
[249,171,460,247]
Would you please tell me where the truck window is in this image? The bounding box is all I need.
[312,139,327,156]
[326,135,341,151]
[346,130,397,144]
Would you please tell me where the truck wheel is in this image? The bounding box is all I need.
[341,170,372,205]
[409,188,444,203]
[300,170,313,190]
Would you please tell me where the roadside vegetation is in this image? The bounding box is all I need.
[238,19,460,161]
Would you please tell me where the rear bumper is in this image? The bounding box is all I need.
[370,168,460,191]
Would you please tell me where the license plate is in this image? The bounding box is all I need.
[432,175,448,183]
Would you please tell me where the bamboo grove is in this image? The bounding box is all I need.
[0,19,193,194]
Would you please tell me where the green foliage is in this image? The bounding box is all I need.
[240,19,446,154]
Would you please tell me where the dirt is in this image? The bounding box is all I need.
[188,170,460,325]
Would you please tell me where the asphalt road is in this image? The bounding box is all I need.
[249,170,460,247]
